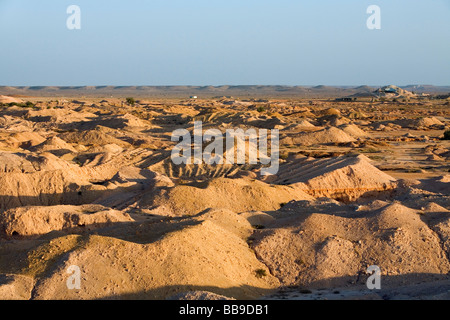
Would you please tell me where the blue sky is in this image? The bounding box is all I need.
[0,0,449,86]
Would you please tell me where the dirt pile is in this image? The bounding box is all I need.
[30,209,279,300]
[0,205,133,238]
[139,177,314,216]
[0,96,448,300]
[252,201,450,288]
[58,129,131,148]
[0,274,34,300]
[0,152,113,210]
[29,136,77,154]
[0,115,35,132]
[395,117,445,129]
[0,95,23,104]
[267,155,397,201]
[281,127,356,146]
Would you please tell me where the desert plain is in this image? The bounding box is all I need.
[0,85,449,300]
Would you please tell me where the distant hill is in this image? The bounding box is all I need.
[0,85,448,99]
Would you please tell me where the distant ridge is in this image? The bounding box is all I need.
[0,85,448,98]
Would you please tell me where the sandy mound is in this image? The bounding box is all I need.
[0,274,34,300]
[0,115,35,132]
[338,124,369,138]
[30,209,279,300]
[139,177,314,216]
[29,136,77,154]
[395,117,445,129]
[0,95,23,104]
[0,132,46,150]
[0,152,77,173]
[59,129,131,148]
[0,95,449,300]
[252,202,450,288]
[0,154,113,210]
[69,113,151,131]
[24,108,97,129]
[281,127,356,146]
[282,120,318,132]
[267,155,397,201]
[0,205,133,238]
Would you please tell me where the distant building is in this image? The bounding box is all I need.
[190,96,198,99]
[335,97,355,102]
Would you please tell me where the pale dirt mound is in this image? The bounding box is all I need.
[73,113,152,131]
[30,209,279,300]
[0,115,34,133]
[416,117,444,127]
[0,152,76,173]
[338,124,369,138]
[139,177,314,216]
[0,132,46,150]
[252,202,450,288]
[58,129,131,148]
[0,205,133,238]
[281,127,356,146]
[282,120,319,132]
[29,136,77,154]
[0,159,112,210]
[25,107,96,120]
[421,202,449,213]
[327,116,351,127]
[267,155,397,202]
[110,166,174,188]
[395,117,445,129]
[92,167,176,209]
[0,274,34,300]
[296,119,316,128]
[114,113,150,128]
[0,95,23,104]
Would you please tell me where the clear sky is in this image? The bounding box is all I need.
[0,0,449,86]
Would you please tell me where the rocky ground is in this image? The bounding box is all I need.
[0,95,448,300]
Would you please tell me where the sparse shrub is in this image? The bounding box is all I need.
[256,106,266,113]
[255,269,267,278]
[126,97,136,106]
[25,101,35,108]
[7,101,35,108]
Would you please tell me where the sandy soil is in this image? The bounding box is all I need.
[0,94,448,300]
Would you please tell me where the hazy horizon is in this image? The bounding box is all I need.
[1,0,449,86]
